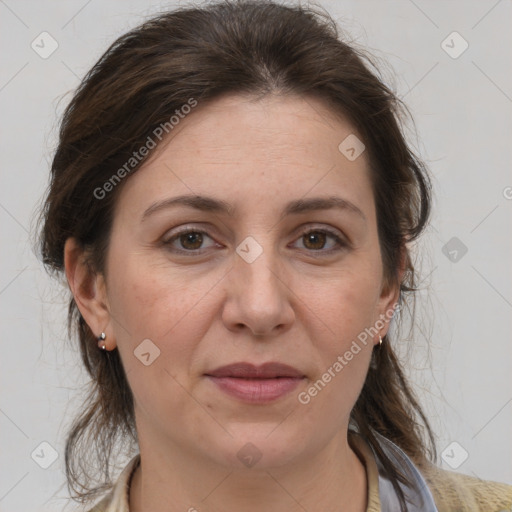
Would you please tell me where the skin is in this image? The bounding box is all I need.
[65,93,401,512]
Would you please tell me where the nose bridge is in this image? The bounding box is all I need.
[236,235,283,305]
[225,232,294,335]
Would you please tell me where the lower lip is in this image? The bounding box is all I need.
[206,376,304,403]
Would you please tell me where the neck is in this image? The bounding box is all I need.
[129,428,367,512]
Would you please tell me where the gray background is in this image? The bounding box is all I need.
[1,0,511,510]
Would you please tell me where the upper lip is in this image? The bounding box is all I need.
[205,362,305,379]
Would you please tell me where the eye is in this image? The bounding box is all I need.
[162,225,348,256]
[162,228,217,254]
[291,228,347,254]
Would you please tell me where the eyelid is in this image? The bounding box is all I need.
[161,225,220,252]
[292,225,350,255]
[162,223,350,255]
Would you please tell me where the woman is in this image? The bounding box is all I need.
[37,1,512,511]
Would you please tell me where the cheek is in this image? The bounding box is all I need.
[106,260,212,423]
[108,250,208,338]
[106,250,226,385]
[299,260,380,406]
[312,261,381,346]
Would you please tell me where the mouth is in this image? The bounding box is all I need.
[204,362,305,403]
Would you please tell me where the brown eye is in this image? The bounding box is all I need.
[163,229,217,254]
[179,231,204,250]
[163,226,347,257]
[293,228,347,254]
[302,231,327,250]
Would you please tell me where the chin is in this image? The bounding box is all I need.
[205,424,314,471]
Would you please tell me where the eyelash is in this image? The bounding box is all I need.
[162,226,348,256]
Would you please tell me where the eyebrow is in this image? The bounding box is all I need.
[141,194,367,223]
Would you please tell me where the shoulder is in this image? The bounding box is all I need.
[85,494,112,512]
[419,461,512,512]
[84,454,140,512]
[359,428,512,512]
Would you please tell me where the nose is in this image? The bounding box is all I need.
[221,245,295,339]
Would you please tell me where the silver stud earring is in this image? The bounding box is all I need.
[98,332,106,350]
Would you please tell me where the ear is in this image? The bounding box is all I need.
[64,237,116,351]
[375,245,406,340]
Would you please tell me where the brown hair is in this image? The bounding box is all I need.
[37,1,437,509]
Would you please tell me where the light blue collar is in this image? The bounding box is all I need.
[370,430,439,511]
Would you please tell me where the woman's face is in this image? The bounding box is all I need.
[97,94,399,469]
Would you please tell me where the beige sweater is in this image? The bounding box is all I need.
[87,434,512,511]
[421,461,512,512]
[350,432,512,511]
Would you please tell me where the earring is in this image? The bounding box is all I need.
[370,335,382,370]
[98,332,106,350]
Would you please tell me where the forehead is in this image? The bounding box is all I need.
[114,93,374,223]
[168,93,360,160]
